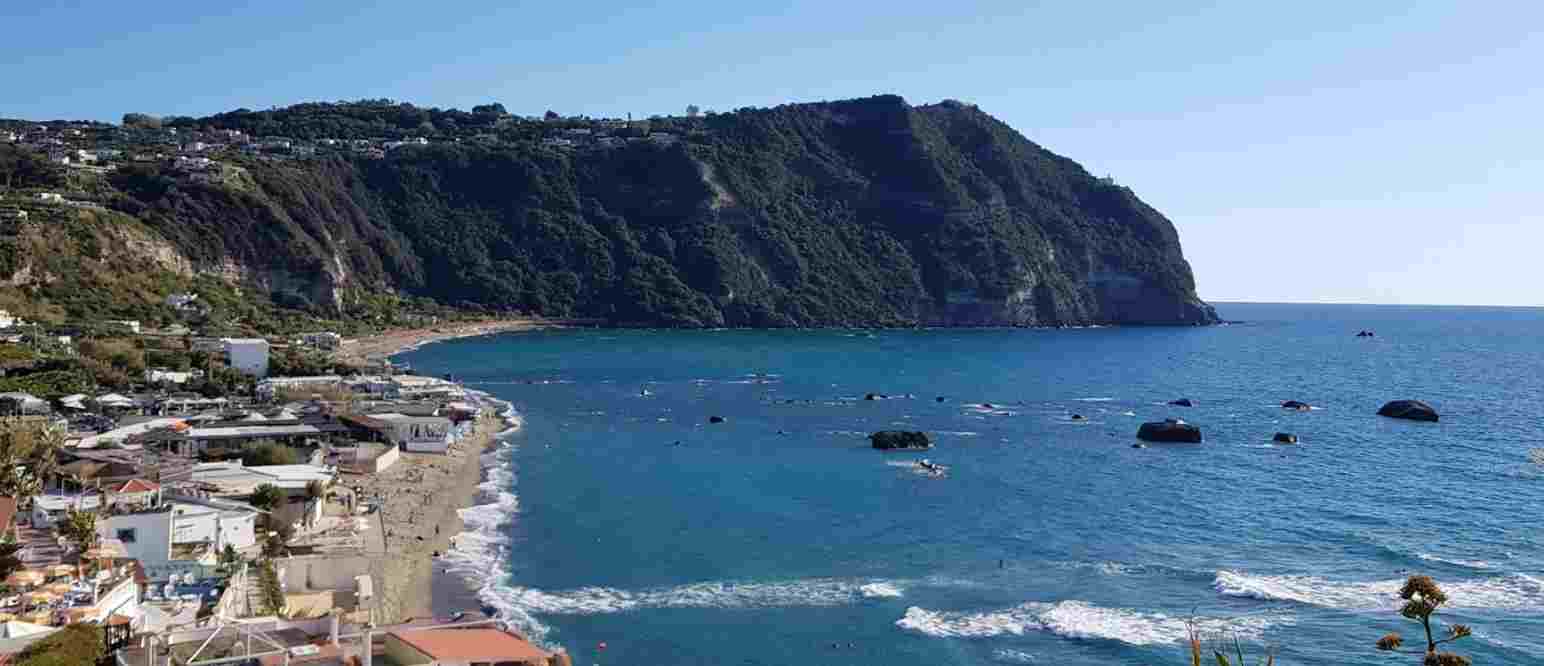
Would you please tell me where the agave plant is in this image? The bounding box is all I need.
[1187,619,1275,666]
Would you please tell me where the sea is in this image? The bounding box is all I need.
[401,303,1544,665]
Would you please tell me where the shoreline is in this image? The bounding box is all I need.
[362,393,518,623]
[333,317,565,365]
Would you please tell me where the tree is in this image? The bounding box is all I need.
[216,543,241,577]
[249,483,284,512]
[0,420,63,501]
[1375,575,1472,665]
[242,441,300,466]
[305,479,326,500]
[472,103,506,116]
[121,112,162,129]
[543,110,560,121]
[0,541,23,584]
[686,105,701,118]
[57,509,98,553]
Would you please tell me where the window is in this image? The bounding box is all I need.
[116,528,137,544]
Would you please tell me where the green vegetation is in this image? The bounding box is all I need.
[12,623,106,666]
[1375,576,1472,665]
[4,96,1214,329]
[57,508,98,552]
[0,420,62,499]
[249,483,284,511]
[242,442,301,466]
[256,559,285,617]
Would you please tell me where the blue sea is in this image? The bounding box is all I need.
[404,303,1544,665]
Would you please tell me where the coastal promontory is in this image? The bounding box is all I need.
[0,95,1215,329]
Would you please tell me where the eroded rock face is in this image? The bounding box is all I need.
[870,431,932,450]
[1137,419,1202,443]
[1377,400,1439,422]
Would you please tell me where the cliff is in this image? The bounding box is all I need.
[1,95,1215,330]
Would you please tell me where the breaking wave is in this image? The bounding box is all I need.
[896,600,1285,645]
[485,577,908,616]
[1214,570,1544,610]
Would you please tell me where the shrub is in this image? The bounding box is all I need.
[14,623,105,666]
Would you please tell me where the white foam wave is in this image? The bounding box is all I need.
[992,648,1038,663]
[1417,553,1495,570]
[1214,570,1544,610]
[897,601,1282,645]
[861,582,905,598]
[1072,397,1114,402]
[486,577,908,617]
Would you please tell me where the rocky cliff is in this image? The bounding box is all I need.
[2,95,1215,329]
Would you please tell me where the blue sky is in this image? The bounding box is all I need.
[3,1,1539,306]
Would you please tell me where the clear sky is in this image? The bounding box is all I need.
[2,1,1539,306]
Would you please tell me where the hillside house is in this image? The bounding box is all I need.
[221,338,271,377]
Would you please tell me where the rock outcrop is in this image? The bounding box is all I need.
[1137,419,1203,443]
[1281,400,1312,411]
[1273,432,1298,444]
[1377,400,1439,422]
[870,431,932,450]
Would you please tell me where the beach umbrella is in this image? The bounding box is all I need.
[21,610,51,625]
[44,564,75,579]
[0,613,16,621]
[42,582,72,595]
[5,570,44,587]
[24,590,57,604]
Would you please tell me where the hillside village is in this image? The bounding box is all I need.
[0,309,569,665]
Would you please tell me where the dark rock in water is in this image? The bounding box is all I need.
[870,431,932,450]
[1377,400,1438,422]
[936,396,947,403]
[1137,419,1203,443]
[1071,414,1087,421]
[1168,398,1195,407]
[1282,400,1312,411]
[981,403,994,409]
[1131,443,1147,449]
[708,416,726,424]
[1273,432,1298,444]
[1356,330,1376,337]
[865,393,879,401]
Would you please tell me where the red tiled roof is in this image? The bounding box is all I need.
[389,628,550,663]
[0,496,16,532]
[113,479,160,494]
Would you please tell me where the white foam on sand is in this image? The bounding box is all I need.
[896,601,1283,645]
[1214,570,1544,610]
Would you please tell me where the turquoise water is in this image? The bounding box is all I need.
[405,303,1544,665]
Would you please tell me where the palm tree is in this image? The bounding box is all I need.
[58,508,98,553]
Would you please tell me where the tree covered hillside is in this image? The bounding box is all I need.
[1,95,1215,328]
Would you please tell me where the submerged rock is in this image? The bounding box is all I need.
[708,415,726,424]
[1168,398,1195,407]
[1273,432,1298,444]
[1137,419,1203,443]
[1377,400,1438,422]
[936,396,947,403]
[865,393,879,401]
[870,431,932,450]
[1281,400,1312,411]
[1071,414,1087,421]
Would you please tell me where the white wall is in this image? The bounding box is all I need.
[223,340,270,377]
[103,511,173,567]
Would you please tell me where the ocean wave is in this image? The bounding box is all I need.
[1417,553,1496,570]
[1072,397,1114,402]
[1214,570,1544,610]
[992,648,1038,663]
[484,577,909,616]
[896,601,1283,645]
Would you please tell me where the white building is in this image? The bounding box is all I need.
[189,462,332,529]
[30,493,102,528]
[256,375,342,400]
[105,320,141,334]
[0,310,16,329]
[145,368,201,384]
[371,413,453,453]
[299,331,342,350]
[221,338,270,377]
[164,292,200,310]
[103,500,258,576]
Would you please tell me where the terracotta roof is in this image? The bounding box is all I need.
[107,614,133,626]
[0,496,15,532]
[389,628,550,663]
[113,478,160,494]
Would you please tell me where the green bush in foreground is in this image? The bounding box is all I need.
[1375,575,1472,665]
[13,623,105,666]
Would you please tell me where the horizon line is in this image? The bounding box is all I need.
[1205,299,1544,309]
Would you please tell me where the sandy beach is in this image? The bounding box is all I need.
[334,317,563,365]
[353,410,508,622]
